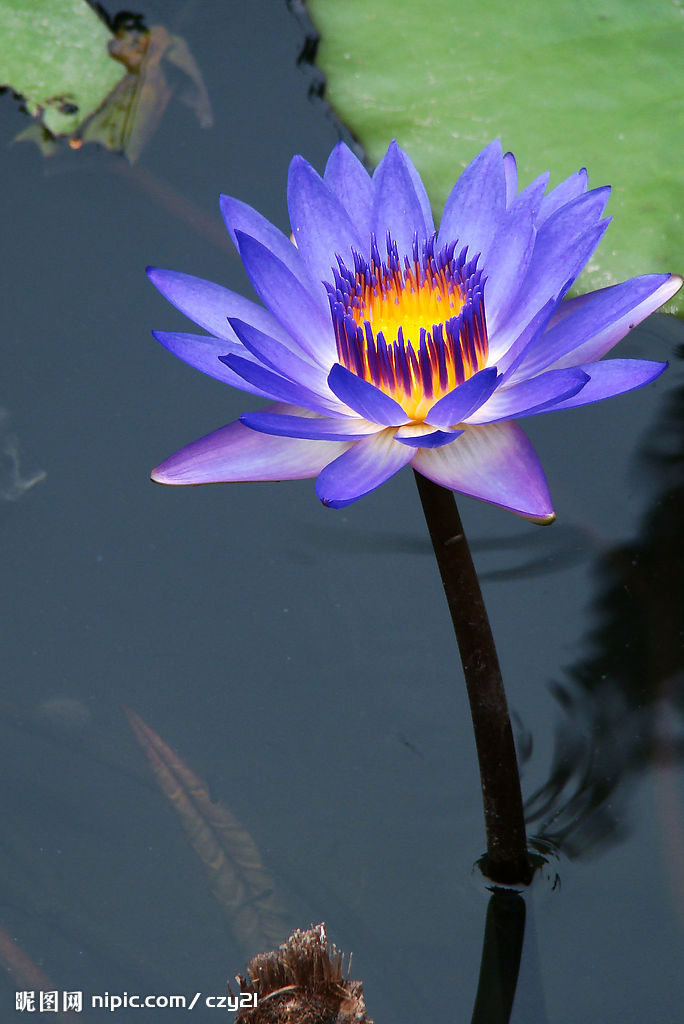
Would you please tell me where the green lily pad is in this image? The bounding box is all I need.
[0,0,126,136]
[307,0,683,315]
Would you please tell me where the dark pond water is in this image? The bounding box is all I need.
[1,1,682,1021]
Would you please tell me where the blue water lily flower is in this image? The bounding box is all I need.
[148,140,681,521]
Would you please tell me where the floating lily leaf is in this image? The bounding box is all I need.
[124,708,287,955]
[0,0,125,136]
[307,0,683,315]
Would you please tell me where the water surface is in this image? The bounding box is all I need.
[0,2,682,1021]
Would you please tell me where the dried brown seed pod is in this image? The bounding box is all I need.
[233,923,368,1024]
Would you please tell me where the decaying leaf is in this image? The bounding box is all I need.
[75,23,213,163]
[124,707,286,955]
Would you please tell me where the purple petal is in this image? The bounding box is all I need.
[508,187,610,318]
[219,194,311,288]
[537,168,588,225]
[484,171,551,333]
[545,184,610,234]
[287,155,366,294]
[413,422,555,523]
[228,317,330,393]
[315,429,414,507]
[516,171,551,214]
[480,200,537,335]
[468,368,590,424]
[526,359,667,413]
[327,363,408,425]
[395,427,463,448]
[153,331,278,398]
[152,413,351,485]
[492,200,610,353]
[437,140,506,262]
[495,299,558,381]
[371,141,431,255]
[513,274,683,377]
[397,147,435,236]
[235,232,335,364]
[241,409,380,441]
[503,151,517,207]
[147,267,292,343]
[323,142,373,237]
[224,354,340,415]
[426,368,500,427]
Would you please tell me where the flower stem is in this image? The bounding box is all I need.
[413,471,532,885]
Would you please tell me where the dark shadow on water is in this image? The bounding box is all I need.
[294,519,600,582]
[527,366,684,859]
[466,357,683,1024]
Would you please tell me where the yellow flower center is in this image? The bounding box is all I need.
[328,234,488,421]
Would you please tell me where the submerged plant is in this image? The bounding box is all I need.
[147,140,680,884]
[147,139,680,521]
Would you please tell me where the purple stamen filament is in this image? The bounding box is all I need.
[326,233,489,421]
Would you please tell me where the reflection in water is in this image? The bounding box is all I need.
[0,924,78,1023]
[0,823,173,996]
[35,697,92,738]
[297,519,598,581]
[1,377,677,1021]
[0,700,183,998]
[125,708,289,956]
[471,891,526,1024]
[473,525,601,583]
[0,407,45,502]
[464,363,683,1023]
[4,411,678,1021]
[527,370,684,859]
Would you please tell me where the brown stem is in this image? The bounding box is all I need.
[414,471,532,885]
